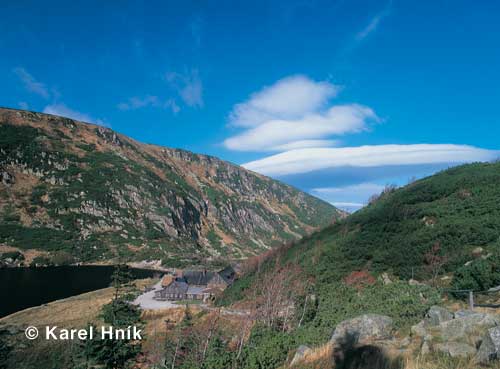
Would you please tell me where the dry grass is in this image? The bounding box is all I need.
[289,341,404,369]
[286,343,500,369]
[403,353,500,369]
[290,344,500,369]
[0,278,153,328]
[289,343,334,369]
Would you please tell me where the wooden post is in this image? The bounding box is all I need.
[469,291,474,310]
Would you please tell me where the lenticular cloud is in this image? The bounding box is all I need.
[243,144,499,176]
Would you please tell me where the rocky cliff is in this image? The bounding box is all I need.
[0,108,340,266]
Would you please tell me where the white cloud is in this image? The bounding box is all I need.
[243,144,499,176]
[272,139,340,151]
[117,95,161,110]
[224,104,377,151]
[223,75,374,151]
[229,75,340,127]
[356,3,391,41]
[165,69,204,108]
[117,95,180,114]
[13,67,50,99]
[313,183,386,196]
[43,104,108,126]
[165,99,181,114]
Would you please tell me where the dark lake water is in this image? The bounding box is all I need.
[0,266,157,318]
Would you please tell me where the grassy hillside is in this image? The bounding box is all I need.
[224,161,500,302]
[283,161,500,283]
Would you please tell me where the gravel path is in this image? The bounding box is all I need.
[132,280,178,310]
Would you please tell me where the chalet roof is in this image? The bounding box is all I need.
[186,285,206,295]
[161,280,188,294]
[208,273,229,286]
[218,265,236,285]
[183,270,215,285]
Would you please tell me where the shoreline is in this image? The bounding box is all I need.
[0,261,170,273]
[0,278,156,323]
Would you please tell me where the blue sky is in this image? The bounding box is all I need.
[1,0,499,211]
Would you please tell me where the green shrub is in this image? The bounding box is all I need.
[295,281,441,345]
[30,256,52,266]
[240,325,295,369]
[0,251,24,261]
[452,254,500,293]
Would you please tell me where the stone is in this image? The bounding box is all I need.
[434,342,476,358]
[411,321,427,337]
[0,170,15,185]
[472,247,484,256]
[454,310,475,319]
[331,314,394,345]
[421,341,431,356]
[409,279,425,286]
[425,306,453,326]
[438,312,499,342]
[381,272,392,285]
[290,345,311,366]
[475,326,500,364]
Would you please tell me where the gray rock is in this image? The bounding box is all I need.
[421,341,431,356]
[472,247,484,256]
[0,170,15,185]
[381,272,392,285]
[438,312,499,342]
[290,345,311,366]
[331,314,394,345]
[476,326,500,363]
[454,310,475,319]
[409,279,425,286]
[411,321,427,337]
[434,342,476,358]
[426,306,453,326]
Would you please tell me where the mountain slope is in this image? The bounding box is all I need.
[278,160,500,283]
[0,108,340,266]
[222,160,500,305]
[218,161,500,352]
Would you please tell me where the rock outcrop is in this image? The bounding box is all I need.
[476,326,500,363]
[411,306,500,362]
[0,108,341,265]
[331,314,394,345]
[425,305,453,326]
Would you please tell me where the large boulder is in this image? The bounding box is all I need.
[425,306,453,326]
[411,321,427,337]
[434,342,476,358]
[413,307,500,359]
[437,312,499,342]
[331,314,394,345]
[476,327,500,364]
